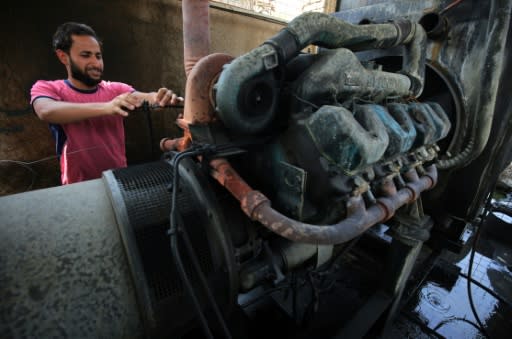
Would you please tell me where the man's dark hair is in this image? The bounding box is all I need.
[52,22,102,53]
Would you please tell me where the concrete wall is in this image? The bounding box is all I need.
[0,0,284,195]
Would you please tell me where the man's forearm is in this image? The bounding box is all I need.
[33,99,112,124]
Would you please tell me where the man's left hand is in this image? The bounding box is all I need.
[154,88,184,107]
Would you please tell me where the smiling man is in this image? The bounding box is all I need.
[31,22,183,184]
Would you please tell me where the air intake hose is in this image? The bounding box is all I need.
[215,12,426,134]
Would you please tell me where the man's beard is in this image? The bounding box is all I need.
[70,58,102,87]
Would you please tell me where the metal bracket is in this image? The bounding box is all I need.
[262,50,279,70]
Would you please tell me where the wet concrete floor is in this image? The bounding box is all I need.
[392,208,512,339]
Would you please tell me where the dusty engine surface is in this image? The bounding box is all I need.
[2,1,512,338]
[120,5,456,338]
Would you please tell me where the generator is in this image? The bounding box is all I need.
[2,1,512,338]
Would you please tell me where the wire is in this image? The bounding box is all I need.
[439,0,465,15]
[168,149,213,339]
[433,316,488,335]
[180,216,233,338]
[168,145,236,339]
[1,142,124,166]
[459,272,512,309]
[466,191,493,339]
[1,155,57,166]
[141,103,155,157]
[0,143,126,193]
[0,159,38,192]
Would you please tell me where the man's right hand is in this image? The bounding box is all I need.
[108,92,143,117]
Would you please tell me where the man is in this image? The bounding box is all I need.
[31,22,182,184]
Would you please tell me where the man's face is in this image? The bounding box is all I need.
[67,35,104,87]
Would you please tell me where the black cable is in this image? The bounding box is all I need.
[466,191,493,339]
[433,316,487,335]
[491,204,512,216]
[142,103,155,158]
[180,218,233,339]
[168,145,242,338]
[134,104,185,110]
[136,100,185,159]
[169,149,214,339]
[166,140,276,337]
[459,272,512,309]
[170,232,213,338]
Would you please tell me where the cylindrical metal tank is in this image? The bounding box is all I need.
[0,179,144,338]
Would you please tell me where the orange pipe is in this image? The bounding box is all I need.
[182,53,234,126]
[160,53,234,152]
[210,160,438,244]
[183,0,210,77]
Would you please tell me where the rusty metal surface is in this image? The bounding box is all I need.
[210,158,254,201]
[0,179,144,338]
[183,53,234,125]
[183,0,211,77]
[160,53,233,151]
[210,156,438,244]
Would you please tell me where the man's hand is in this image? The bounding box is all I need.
[107,92,144,117]
[32,94,144,124]
[153,88,184,107]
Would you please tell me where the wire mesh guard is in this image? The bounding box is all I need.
[103,160,236,337]
[112,161,214,302]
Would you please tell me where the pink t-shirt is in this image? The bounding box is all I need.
[31,80,134,184]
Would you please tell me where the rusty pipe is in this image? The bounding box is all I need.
[183,0,210,77]
[210,158,254,201]
[182,53,234,125]
[403,165,437,200]
[160,53,233,152]
[160,0,212,151]
[210,159,438,244]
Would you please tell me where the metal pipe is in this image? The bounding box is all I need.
[160,53,233,152]
[293,49,412,108]
[216,13,426,106]
[182,53,234,125]
[210,158,438,244]
[183,0,210,77]
[215,12,427,134]
[285,13,426,93]
[161,1,226,152]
